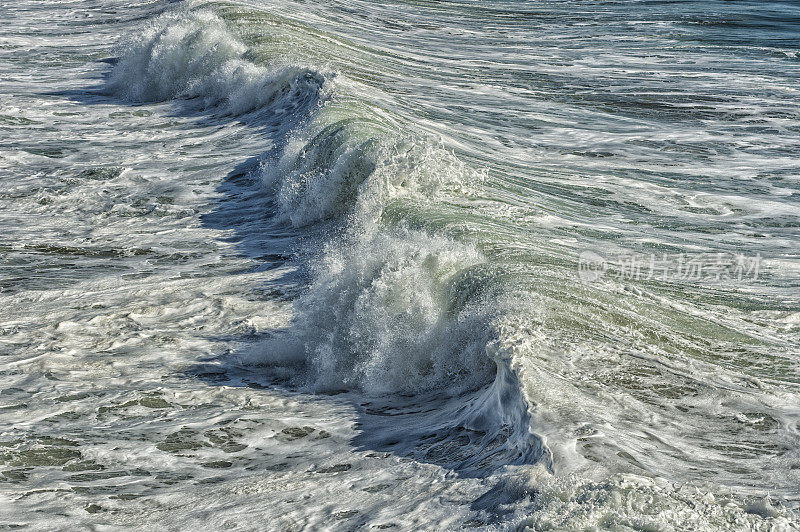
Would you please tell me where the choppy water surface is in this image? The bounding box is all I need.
[1,0,799,529]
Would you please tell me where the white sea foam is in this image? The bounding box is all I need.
[3,0,799,528]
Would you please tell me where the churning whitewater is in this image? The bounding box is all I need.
[1,0,799,529]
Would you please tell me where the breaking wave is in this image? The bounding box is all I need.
[107,9,550,475]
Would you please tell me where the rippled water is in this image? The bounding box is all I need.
[1,0,799,529]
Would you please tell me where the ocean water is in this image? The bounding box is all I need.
[1,0,799,529]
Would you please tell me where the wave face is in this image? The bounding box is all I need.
[87,0,800,528]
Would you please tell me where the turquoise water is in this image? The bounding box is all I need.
[1,0,798,529]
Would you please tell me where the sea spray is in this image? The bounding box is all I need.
[106,10,330,118]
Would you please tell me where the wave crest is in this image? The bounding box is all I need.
[254,227,495,394]
[106,11,329,117]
